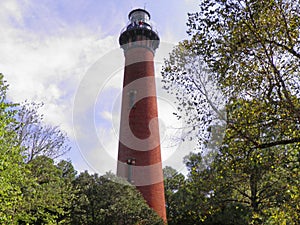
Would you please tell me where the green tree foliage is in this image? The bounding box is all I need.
[0,73,163,224]
[186,153,251,225]
[0,74,74,224]
[71,171,164,225]
[162,0,300,224]
[17,156,76,224]
[187,0,300,100]
[214,99,300,223]
[163,161,250,225]
[163,166,187,224]
[0,74,32,224]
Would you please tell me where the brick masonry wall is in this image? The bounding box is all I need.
[117,46,167,222]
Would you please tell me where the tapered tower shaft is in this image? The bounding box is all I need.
[117,9,166,222]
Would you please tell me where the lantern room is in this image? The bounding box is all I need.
[119,8,160,53]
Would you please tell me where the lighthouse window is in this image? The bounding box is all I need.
[128,90,137,108]
[130,11,150,24]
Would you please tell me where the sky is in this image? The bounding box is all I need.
[0,0,200,175]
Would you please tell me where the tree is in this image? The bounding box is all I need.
[0,74,73,224]
[163,0,300,150]
[163,166,187,224]
[56,159,77,223]
[163,158,250,225]
[18,156,76,224]
[0,74,32,224]
[162,0,300,223]
[71,171,163,225]
[212,99,299,222]
[162,41,226,150]
[185,153,251,225]
[0,73,74,224]
[15,102,70,163]
[187,0,300,98]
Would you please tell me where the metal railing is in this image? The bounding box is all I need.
[120,21,159,35]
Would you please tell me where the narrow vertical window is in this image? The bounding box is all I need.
[127,158,136,184]
[128,90,137,109]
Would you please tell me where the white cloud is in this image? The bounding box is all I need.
[0,2,117,134]
[0,0,24,24]
[0,0,198,175]
[0,0,120,173]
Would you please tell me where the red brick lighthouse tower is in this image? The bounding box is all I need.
[117,8,167,221]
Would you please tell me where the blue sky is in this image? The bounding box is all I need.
[0,0,199,174]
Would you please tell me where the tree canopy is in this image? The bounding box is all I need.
[162,0,300,224]
[2,1,300,224]
[0,73,163,224]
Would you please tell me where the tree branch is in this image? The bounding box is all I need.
[256,137,300,149]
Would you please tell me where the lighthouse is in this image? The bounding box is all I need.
[117,8,167,221]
